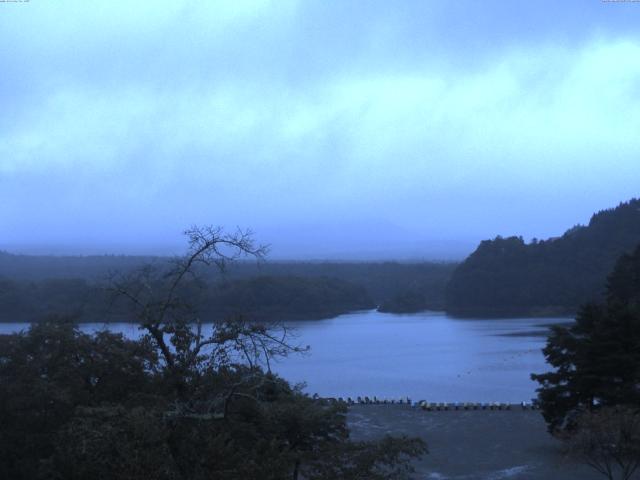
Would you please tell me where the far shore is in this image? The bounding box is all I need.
[0,309,578,326]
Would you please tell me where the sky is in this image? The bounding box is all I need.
[1,0,640,260]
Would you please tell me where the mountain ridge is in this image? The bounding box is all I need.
[445,198,640,317]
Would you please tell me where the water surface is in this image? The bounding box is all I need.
[274,310,570,403]
[0,310,572,403]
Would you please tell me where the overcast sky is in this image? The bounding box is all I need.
[1,0,639,259]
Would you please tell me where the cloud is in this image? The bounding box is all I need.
[1,2,640,257]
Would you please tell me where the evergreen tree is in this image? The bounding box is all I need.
[447,198,640,317]
[532,244,640,433]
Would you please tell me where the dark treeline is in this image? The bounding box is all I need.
[200,276,375,321]
[528,240,640,479]
[221,261,457,310]
[0,252,456,305]
[5,198,640,321]
[0,251,155,281]
[532,243,640,432]
[0,276,374,323]
[0,254,456,322]
[377,290,436,314]
[446,198,640,317]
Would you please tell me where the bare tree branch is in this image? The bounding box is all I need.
[106,226,300,387]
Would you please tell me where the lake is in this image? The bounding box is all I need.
[0,310,572,403]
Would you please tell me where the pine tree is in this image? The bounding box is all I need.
[532,244,640,433]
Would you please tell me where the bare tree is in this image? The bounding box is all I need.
[108,226,306,404]
[565,406,640,480]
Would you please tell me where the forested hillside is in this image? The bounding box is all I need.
[446,198,640,317]
[0,275,375,323]
[0,255,456,321]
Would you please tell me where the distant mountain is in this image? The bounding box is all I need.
[446,198,640,317]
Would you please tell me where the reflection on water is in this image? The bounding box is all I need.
[275,310,572,403]
[0,310,573,403]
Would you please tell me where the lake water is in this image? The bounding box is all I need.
[0,310,572,403]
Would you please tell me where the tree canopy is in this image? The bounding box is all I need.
[447,198,640,317]
[0,227,426,479]
[0,258,457,322]
[531,244,640,433]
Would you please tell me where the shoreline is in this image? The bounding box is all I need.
[347,404,600,479]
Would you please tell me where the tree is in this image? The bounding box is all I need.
[532,244,640,433]
[107,227,308,400]
[565,407,640,480]
[0,319,159,480]
[446,198,640,317]
[0,226,427,479]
